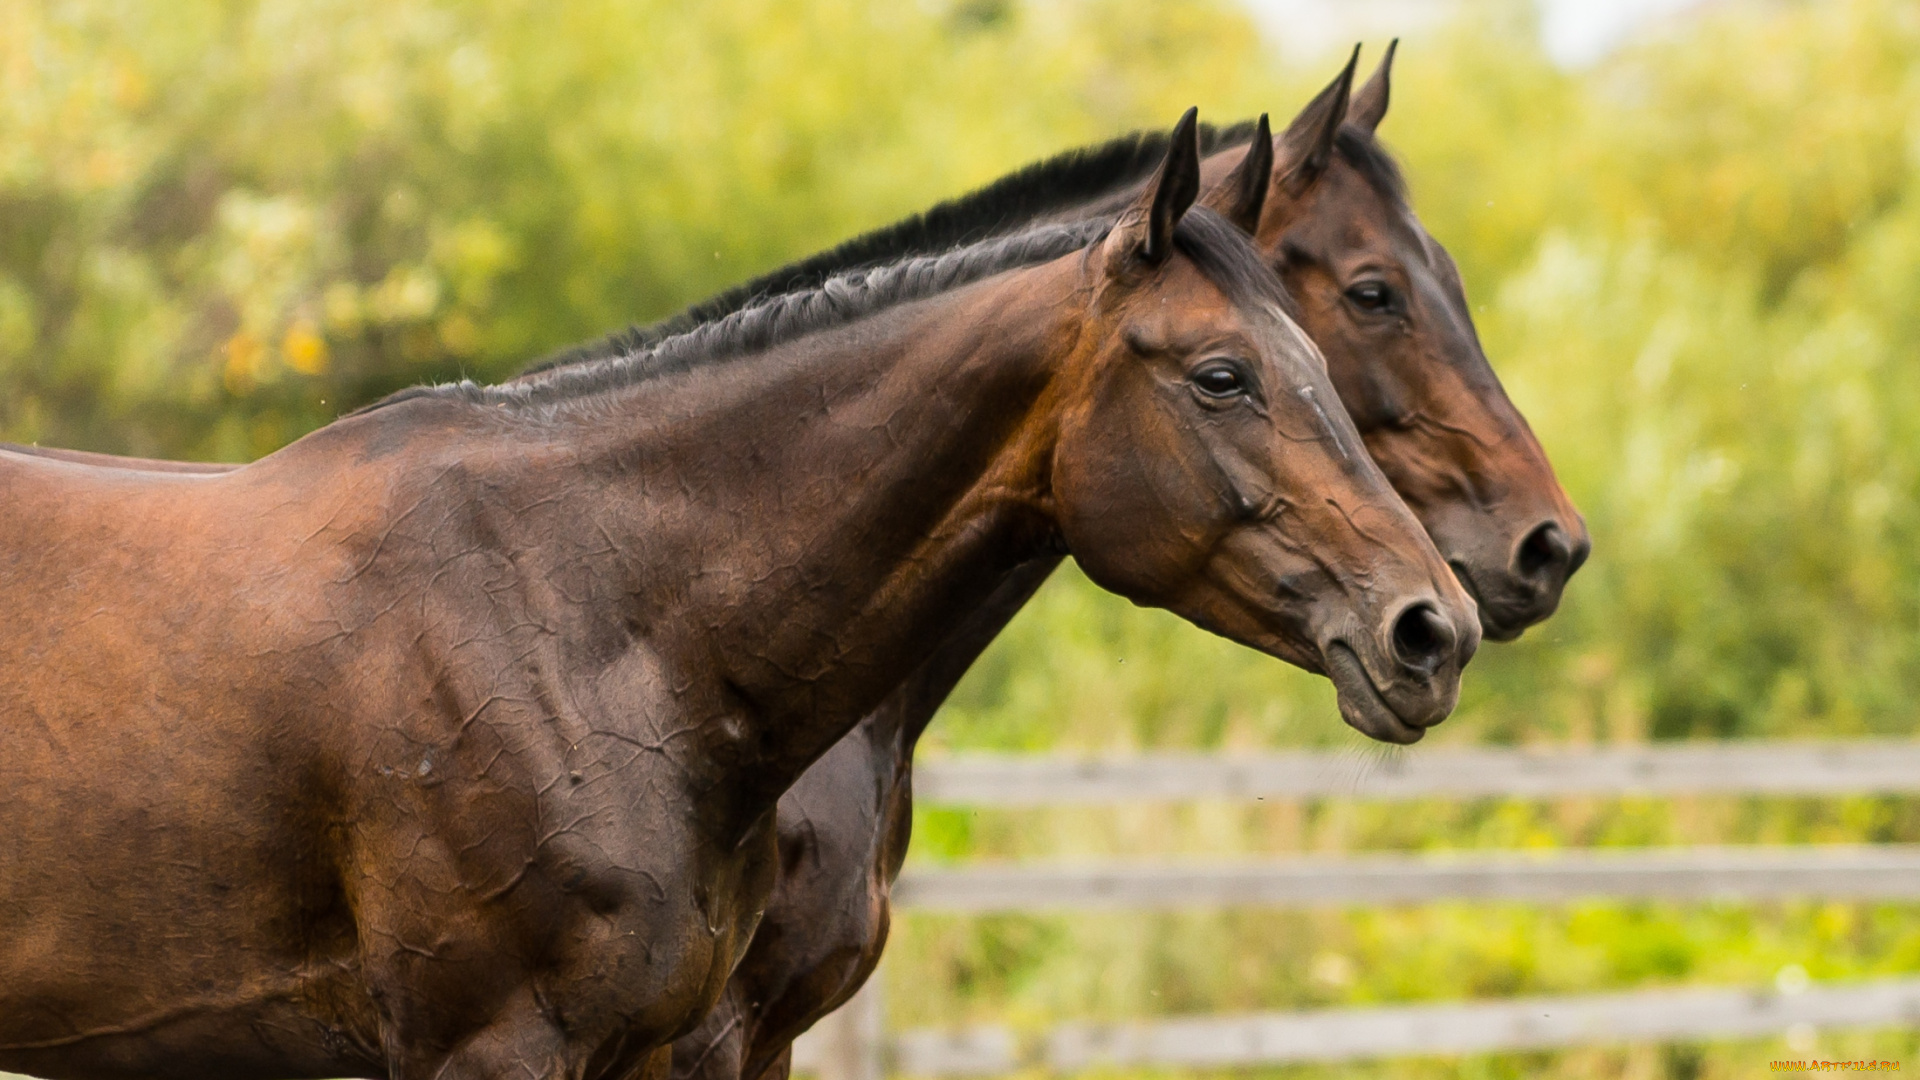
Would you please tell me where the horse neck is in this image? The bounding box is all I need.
[558,260,1082,803]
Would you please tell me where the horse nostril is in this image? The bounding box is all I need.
[1515,522,1573,583]
[1391,602,1455,676]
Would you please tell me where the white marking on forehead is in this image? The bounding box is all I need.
[1296,384,1350,462]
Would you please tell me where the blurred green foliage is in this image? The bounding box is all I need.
[10,0,1920,1074]
[0,0,1277,458]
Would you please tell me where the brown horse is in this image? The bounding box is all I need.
[1223,43,1588,639]
[644,47,1590,1080]
[0,113,1476,1080]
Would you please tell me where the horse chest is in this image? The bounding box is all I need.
[529,775,779,1053]
[348,711,781,1062]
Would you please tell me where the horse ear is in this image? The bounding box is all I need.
[1274,45,1358,198]
[1200,114,1273,235]
[1108,107,1202,269]
[1348,38,1395,133]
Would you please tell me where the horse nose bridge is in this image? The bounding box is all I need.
[1296,473,1467,616]
[1496,422,1590,569]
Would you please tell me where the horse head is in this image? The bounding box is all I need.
[1240,45,1590,641]
[1054,109,1479,742]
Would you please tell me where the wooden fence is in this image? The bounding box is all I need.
[795,739,1920,1078]
[912,739,1920,804]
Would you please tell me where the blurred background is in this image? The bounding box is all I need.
[7,0,1920,1075]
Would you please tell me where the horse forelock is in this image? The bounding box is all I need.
[1332,124,1408,205]
[1172,207,1303,326]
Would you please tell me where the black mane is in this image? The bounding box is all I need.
[525,119,1263,375]
[360,219,1106,415]
[361,205,1290,417]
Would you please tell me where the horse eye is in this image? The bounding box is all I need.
[1192,363,1247,399]
[1346,281,1396,313]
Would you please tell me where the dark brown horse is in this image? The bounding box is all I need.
[1223,44,1588,639]
[0,114,1476,1080]
[641,47,1590,1080]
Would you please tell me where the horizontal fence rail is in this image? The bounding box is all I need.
[892,844,1920,911]
[788,742,1920,1078]
[912,739,1920,804]
[792,976,1920,1075]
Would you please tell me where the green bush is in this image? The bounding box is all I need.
[0,0,1281,458]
